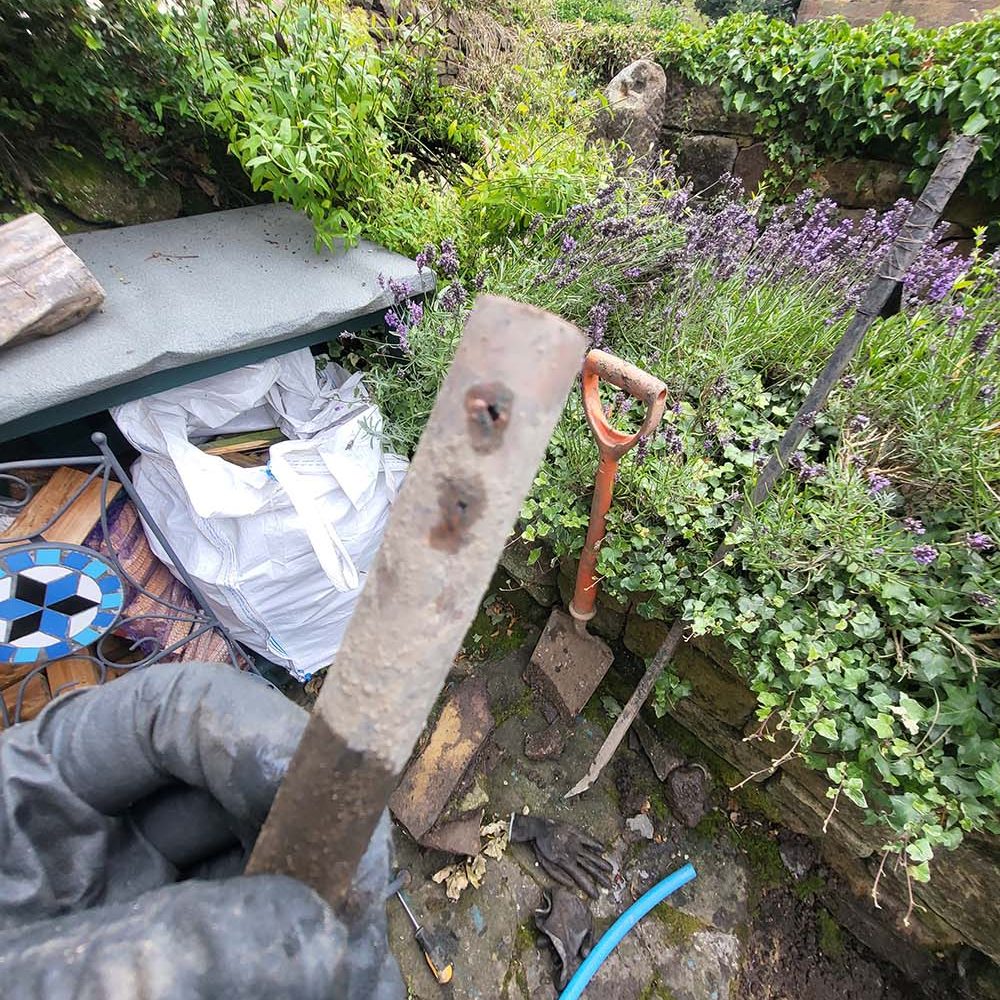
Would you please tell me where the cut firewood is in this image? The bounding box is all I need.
[0,467,121,550]
[47,657,102,697]
[0,213,105,350]
[1,672,51,728]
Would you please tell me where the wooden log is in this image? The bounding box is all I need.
[47,657,102,697]
[0,213,105,350]
[199,428,284,456]
[1,672,51,728]
[0,467,121,550]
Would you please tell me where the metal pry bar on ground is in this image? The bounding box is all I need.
[565,133,982,800]
[247,295,586,907]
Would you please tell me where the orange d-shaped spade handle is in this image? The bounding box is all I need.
[569,351,668,625]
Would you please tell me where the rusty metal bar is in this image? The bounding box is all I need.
[247,295,586,908]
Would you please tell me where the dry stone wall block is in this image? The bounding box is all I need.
[595,59,667,166]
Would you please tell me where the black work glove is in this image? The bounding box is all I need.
[0,661,404,1000]
[510,814,613,898]
[535,887,594,990]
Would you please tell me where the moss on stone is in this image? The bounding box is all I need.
[460,595,529,666]
[793,874,826,901]
[639,978,680,1000]
[694,807,726,840]
[652,903,707,945]
[737,828,788,893]
[817,907,845,959]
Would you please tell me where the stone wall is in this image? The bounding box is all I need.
[656,67,993,253]
[499,536,1000,996]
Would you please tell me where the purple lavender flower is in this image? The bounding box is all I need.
[972,323,996,357]
[979,383,996,403]
[409,301,424,326]
[965,531,995,553]
[971,591,996,608]
[414,244,436,272]
[841,374,859,390]
[911,544,939,565]
[474,272,486,292]
[588,302,611,347]
[437,239,459,280]
[947,305,965,334]
[789,452,824,481]
[634,434,650,464]
[624,266,641,279]
[798,410,816,429]
[902,516,925,535]
[438,282,467,313]
[867,471,891,494]
[848,414,871,432]
[384,308,401,332]
[561,234,577,253]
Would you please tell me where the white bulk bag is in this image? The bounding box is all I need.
[111,350,406,680]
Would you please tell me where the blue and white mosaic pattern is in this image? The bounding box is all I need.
[0,545,123,665]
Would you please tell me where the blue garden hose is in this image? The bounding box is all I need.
[558,863,698,1000]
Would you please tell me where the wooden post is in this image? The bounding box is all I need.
[0,213,105,349]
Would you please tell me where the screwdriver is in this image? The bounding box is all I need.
[394,884,454,985]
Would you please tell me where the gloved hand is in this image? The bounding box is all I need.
[0,661,404,1000]
[510,814,612,898]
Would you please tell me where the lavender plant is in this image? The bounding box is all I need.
[366,176,998,891]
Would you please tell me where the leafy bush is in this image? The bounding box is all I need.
[365,176,999,889]
[555,0,635,25]
[0,0,201,203]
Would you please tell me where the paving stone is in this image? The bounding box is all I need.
[390,677,494,842]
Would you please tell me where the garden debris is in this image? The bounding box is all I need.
[390,677,494,844]
[535,887,594,991]
[0,467,121,550]
[632,716,685,782]
[524,720,566,761]
[626,813,656,840]
[420,809,485,858]
[198,428,284,457]
[431,819,509,901]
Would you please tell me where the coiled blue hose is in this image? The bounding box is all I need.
[558,863,698,1000]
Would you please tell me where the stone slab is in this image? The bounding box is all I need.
[0,203,434,435]
[390,677,494,842]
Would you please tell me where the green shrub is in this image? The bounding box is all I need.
[555,0,635,25]
[0,0,201,204]
[365,183,999,888]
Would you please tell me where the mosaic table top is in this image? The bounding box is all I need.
[0,545,123,665]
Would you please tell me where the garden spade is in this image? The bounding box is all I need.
[529,350,667,718]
